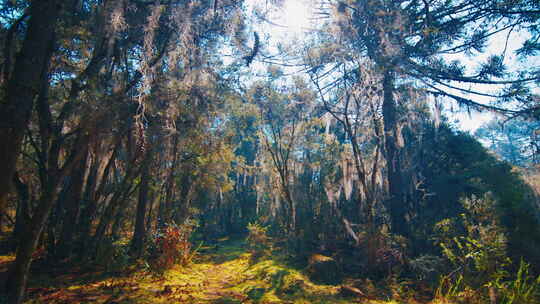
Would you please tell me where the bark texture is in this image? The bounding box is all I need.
[0,0,61,240]
[382,71,409,237]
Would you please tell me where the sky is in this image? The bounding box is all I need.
[268,0,314,34]
[248,0,539,133]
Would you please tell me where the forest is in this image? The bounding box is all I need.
[0,0,540,303]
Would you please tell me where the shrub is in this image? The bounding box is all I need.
[437,195,508,274]
[433,193,540,303]
[246,222,272,262]
[95,237,131,273]
[409,254,445,282]
[146,220,198,274]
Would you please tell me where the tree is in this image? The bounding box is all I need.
[254,79,312,234]
[1,0,249,302]
[308,0,540,238]
[312,60,387,264]
[0,0,62,241]
[475,118,540,166]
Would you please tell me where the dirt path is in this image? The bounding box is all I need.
[143,239,254,303]
[12,239,358,303]
[198,255,250,302]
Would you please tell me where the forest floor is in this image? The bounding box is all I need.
[0,238,436,304]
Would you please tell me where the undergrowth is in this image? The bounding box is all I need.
[246,222,272,263]
[434,194,540,303]
[145,220,199,275]
[9,238,403,304]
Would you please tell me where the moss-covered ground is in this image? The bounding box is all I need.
[0,239,443,303]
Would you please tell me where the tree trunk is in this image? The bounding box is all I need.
[57,152,88,259]
[77,146,117,255]
[282,183,296,233]
[76,169,98,256]
[130,158,151,257]
[158,184,173,230]
[90,192,125,257]
[157,136,179,230]
[45,188,65,259]
[382,70,409,238]
[174,172,193,224]
[9,174,30,252]
[0,0,61,230]
[6,185,57,304]
[89,165,138,259]
[6,129,89,304]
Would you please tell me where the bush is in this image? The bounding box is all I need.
[246,222,272,262]
[409,254,445,282]
[434,193,540,303]
[436,194,509,279]
[146,220,198,274]
[95,237,131,273]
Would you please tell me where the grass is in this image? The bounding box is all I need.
[0,238,437,304]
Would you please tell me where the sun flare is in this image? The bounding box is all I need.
[278,0,313,33]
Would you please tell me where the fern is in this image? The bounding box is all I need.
[497,259,540,304]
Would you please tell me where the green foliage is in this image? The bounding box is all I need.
[439,194,509,278]
[4,0,540,303]
[246,222,272,262]
[435,273,467,301]
[475,118,540,166]
[436,259,540,304]
[416,125,540,266]
[434,193,540,303]
[496,259,540,304]
[95,238,131,273]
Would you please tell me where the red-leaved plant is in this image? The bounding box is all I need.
[146,220,197,274]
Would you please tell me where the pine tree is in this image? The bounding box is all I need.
[310,0,540,238]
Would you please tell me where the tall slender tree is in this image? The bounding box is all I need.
[0,0,62,235]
